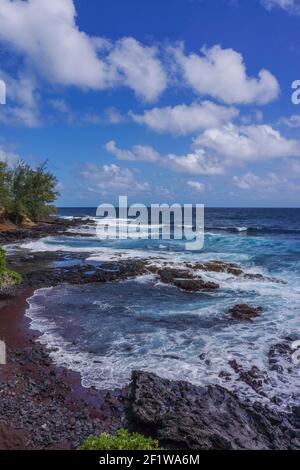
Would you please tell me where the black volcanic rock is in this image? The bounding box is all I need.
[157,267,219,291]
[127,371,300,450]
[173,278,219,291]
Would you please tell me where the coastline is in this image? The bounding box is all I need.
[1,217,300,450]
[0,285,127,450]
[0,218,127,450]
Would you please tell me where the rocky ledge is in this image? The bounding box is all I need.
[127,371,300,450]
[0,216,92,244]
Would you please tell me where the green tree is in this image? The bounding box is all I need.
[10,161,58,223]
[0,161,12,213]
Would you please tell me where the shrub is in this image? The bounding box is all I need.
[0,247,22,288]
[0,247,5,272]
[79,429,162,451]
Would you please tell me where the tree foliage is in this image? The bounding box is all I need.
[0,160,58,223]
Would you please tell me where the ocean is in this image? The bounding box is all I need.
[14,207,300,409]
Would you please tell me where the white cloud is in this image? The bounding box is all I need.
[173,44,280,105]
[262,0,300,14]
[106,139,224,176]
[81,163,150,195]
[104,107,126,124]
[108,37,167,102]
[105,140,160,162]
[165,149,224,176]
[106,137,227,176]
[0,71,40,127]
[48,100,127,126]
[280,114,300,128]
[291,161,300,172]
[131,101,238,135]
[0,0,167,101]
[187,181,205,192]
[233,172,286,191]
[194,124,300,163]
[0,0,108,89]
[0,146,20,167]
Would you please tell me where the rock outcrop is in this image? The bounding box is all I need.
[156,267,219,291]
[127,371,300,450]
[229,304,262,321]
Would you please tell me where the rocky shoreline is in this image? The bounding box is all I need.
[1,217,300,450]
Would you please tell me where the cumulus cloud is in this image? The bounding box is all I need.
[165,150,224,176]
[0,71,40,127]
[0,0,167,101]
[0,0,108,89]
[187,181,205,192]
[173,44,280,105]
[81,163,150,195]
[106,139,224,176]
[194,124,300,163]
[233,172,286,191]
[108,38,167,102]
[131,101,238,135]
[105,140,160,162]
[262,0,300,14]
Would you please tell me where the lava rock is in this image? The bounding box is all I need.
[127,371,299,450]
[229,304,262,321]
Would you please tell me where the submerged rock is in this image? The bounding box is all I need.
[229,304,263,321]
[127,371,300,450]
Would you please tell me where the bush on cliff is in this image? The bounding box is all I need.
[79,429,162,450]
[0,247,22,295]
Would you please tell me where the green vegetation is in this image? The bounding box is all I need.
[0,247,22,290]
[79,429,162,451]
[0,160,58,224]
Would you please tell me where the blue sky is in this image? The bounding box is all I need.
[1,0,300,207]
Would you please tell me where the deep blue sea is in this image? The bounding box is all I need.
[10,208,300,408]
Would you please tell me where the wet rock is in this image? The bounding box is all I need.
[293,407,300,419]
[229,304,262,321]
[0,216,90,244]
[157,267,219,291]
[204,260,243,276]
[268,340,297,374]
[173,278,219,292]
[157,268,194,284]
[127,371,298,450]
[228,360,268,397]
